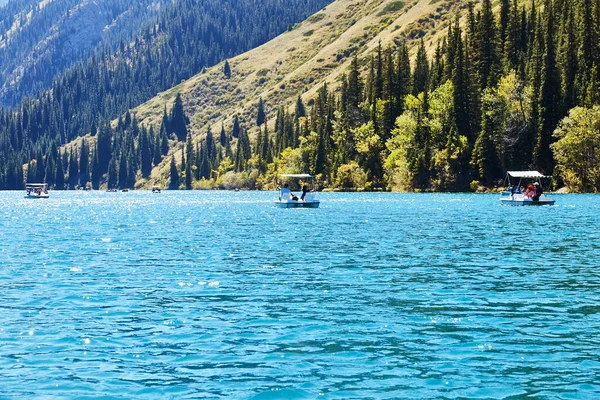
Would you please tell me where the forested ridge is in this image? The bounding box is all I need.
[0,0,333,189]
[2,0,600,192]
[0,0,162,106]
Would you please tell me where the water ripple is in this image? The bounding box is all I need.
[0,191,599,398]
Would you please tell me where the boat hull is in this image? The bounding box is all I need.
[25,194,49,199]
[500,197,555,206]
[275,201,320,208]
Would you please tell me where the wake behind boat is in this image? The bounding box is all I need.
[25,183,49,199]
[275,174,320,208]
[500,171,555,206]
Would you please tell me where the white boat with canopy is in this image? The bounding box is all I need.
[500,171,555,206]
[275,174,320,208]
[25,183,49,199]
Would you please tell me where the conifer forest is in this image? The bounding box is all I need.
[1,0,600,192]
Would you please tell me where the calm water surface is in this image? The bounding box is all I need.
[1,191,599,399]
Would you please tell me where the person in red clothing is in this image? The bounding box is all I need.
[524,183,535,198]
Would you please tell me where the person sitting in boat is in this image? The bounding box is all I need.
[524,184,535,198]
[513,185,521,194]
[301,185,310,201]
[280,183,298,201]
[532,182,543,201]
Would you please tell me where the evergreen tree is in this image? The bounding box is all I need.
[107,157,118,189]
[232,115,241,138]
[160,121,170,155]
[413,39,430,94]
[170,93,189,141]
[153,128,162,166]
[534,2,562,174]
[295,95,306,118]
[474,0,501,89]
[220,124,227,146]
[472,90,502,186]
[223,60,231,78]
[55,154,65,190]
[68,150,78,189]
[91,151,100,190]
[256,97,266,126]
[141,128,153,178]
[199,141,210,179]
[169,156,180,189]
[79,138,89,187]
[395,40,411,115]
[118,151,128,189]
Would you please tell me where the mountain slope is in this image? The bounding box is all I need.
[131,0,464,184]
[0,0,162,106]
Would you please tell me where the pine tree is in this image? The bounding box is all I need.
[223,60,231,78]
[295,95,306,118]
[413,39,430,94]
[185,161,192,190]
[91,151,100,190]
[499,0,511,47]
[534,2,562,174]
[107,157,118,189]
[396,40,411,115]
[97,123,112,174]
[153,129,162,165]
[169,156,180,189]
[504,0,520,70]
[160,121,169,155]
[232,115,241,138]
[79,138,89,187]
[170,93,188,141]
[205,126,215,162]
[560,6,577,110]
[55,154,65,190]
[118,151,128,189]
[256,97,266,126]
[347,55,364,124]
[474,0,501,89]
[141,129,153,178]
[199,141,210,179]
[68,150,78,189]
[472,90,502,186]
[220,124,227,146]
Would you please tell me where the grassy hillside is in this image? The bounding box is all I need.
[130,0,469,187]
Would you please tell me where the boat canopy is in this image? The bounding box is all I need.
[26,183,48,188]
[506,171,550,178]
[279,174,313,178]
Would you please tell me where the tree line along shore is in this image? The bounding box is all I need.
[2,0,600,193]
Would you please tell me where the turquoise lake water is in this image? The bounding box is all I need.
[1,191,599,399]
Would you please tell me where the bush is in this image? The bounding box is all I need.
[552,106,600,192]
[335,162,367,189]
[470,180,485,192]
[377,1,405,16]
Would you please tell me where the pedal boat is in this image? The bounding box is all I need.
[25,183,49,199]
[275,174,320,208]
[500,171,555,206]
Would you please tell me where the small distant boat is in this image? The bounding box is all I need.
[121,189,129,193]
[152,186,161,193]
[106,188,118,193]
[500,171,555,206]
[25,183,49,199]
[275,174,320,208]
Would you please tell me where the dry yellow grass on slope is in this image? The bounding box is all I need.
[126,0,470,186]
